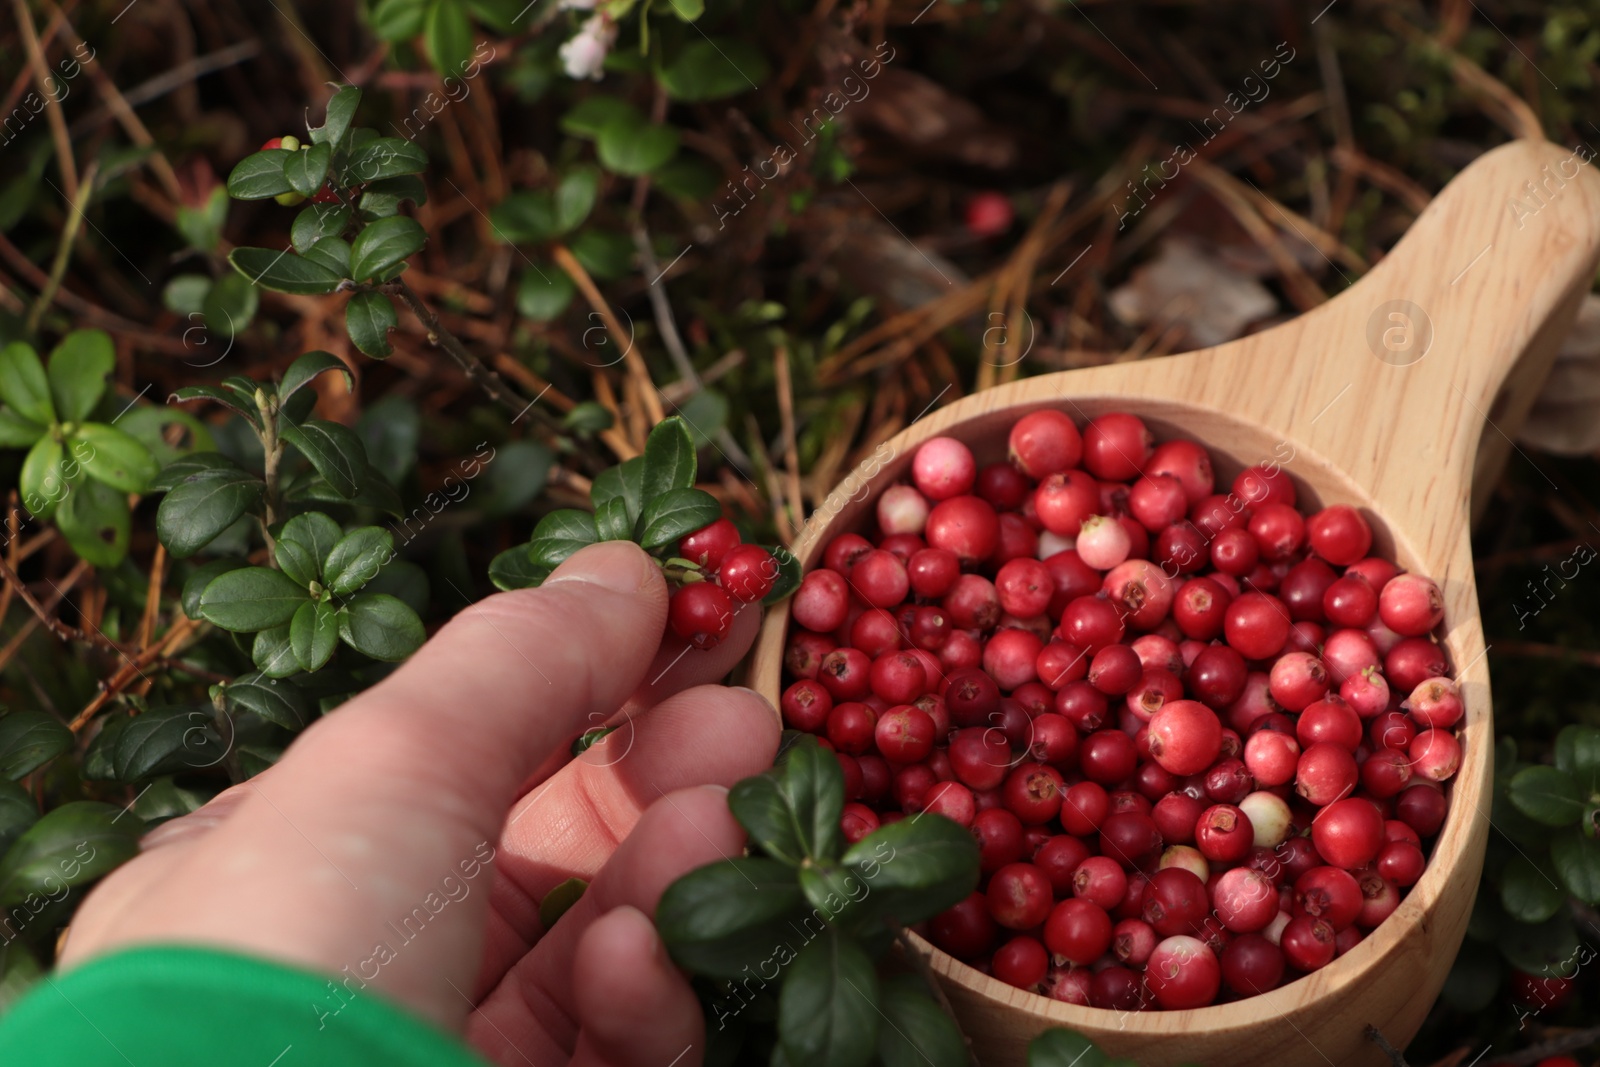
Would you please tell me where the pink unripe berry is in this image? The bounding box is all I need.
[1238,790,1292,848]
[911,437,977,501]
[1378,573,1445,636]
[1075,515,1132,570]
[1339,666,1390,719]
[876,484,930,536]
[1409,728,1461,781]
[1405,677,1463,729]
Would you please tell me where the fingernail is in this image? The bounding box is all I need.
[733,686,781,726]
[545,541,654,594]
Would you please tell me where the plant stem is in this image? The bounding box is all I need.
[381,280,526,414]
[26,160,97,335]
[256,389,284,555]
[1365,1025,1412,1067]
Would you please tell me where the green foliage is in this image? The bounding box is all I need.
[0,331,160,564]
[658,738,979,1067]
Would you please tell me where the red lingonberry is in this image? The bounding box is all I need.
[849,609,902,658]
[1033,832,1091,891]
[1292,865,1362,930]
[1110,917,1158,967]
[680,517,742,570]
[1269,652,1331,712]
[1083,412,1153,481]
[1090,965,1149,1010]
[1070,855,1128,911]
[1195,804,1253,864]
[1142,867,1209,937]
[1409,729,1461,782]
[1378,573,1445,636]
[1244,730,1300,787]
[992,934,1049,990]
[925,495,999,565]
[987,862,1054,929]
[1395,782,1447,836]
[785,630,836,679]
[875,704,936,762]
[1279,557,1337,622]
[1044,898,1114,966]
[1144,934,1221,1009]
[668,583,735,649]
[1057,595,1126,654]
[1156,521,1209,575]
[1203,758,1253,805]
[826,701,877,756]
[1355,869,1400,928]
[1296,742,1358,807]
[1360,749,1414,799]
[1079,728,1138,785]
[840,802,880,843]
[1322,628,1380,685]
[792,569,850,633]
[850,549,909,608]
[1035,470,1101,537]
[1385,636,1448,692]
[1224,591,1292,660]
[1405,677,1463,729]
[1234,464,1295,508]
[1005,410,1082,479]
[1280,916,1337,971]
[1376,841,1426,886]
[923,780,977,827]
[1510,971,1575,1011]
[1147,699,1223,775]
[930,892,998,959]
[1221,933,1285,995]
[1100,811,1163,870]
[964,190,1014,238]
[1340,666,1390,719]
[1003,762,1065,825]
[718,543,776,602]
[1027,713,1078,767]
[1323,573,1378,628]
[1143,439,1213,502]
[781,679,833,733]
[1209,526,1260,578]
[1214,867,1278,933]
[1296,697,1363,752]
[944,667,1000,726]
[976,461,1032,510]
[1126,667,1182,722]
[948,727,1011,790]
[1102,560,1175,630]
[1311,797,1385,869]
[1130,474,1189,532]
[911,437,976,501]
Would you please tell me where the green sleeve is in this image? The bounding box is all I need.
[0,944,492,1066]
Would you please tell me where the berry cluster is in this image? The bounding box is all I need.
[668,518,777,649]
[779,410,1460,1010]
[260,136,342,206]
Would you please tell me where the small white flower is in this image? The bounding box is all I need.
[560,14,616,81]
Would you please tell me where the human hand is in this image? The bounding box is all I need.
[61,540,781,1067]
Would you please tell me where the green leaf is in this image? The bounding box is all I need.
[46,330,114,422]
[1497,908,1579,975]
[1509,766,1585,826]
[528,509,598,567]
[656,857,809,979]
[660,39,769,102]
[350,216,427,281]
[842,814,981,926]
[597,117,680,177]
[252,623,300,678]
[339,593,425,661]
[555,167,600,233]
[0,407,44,448]
[798,862,865,925]
[226,149,294,200]
[201,271,259,348]
[175,185,229,251]
[167,385,260,426]
[310,85,362,149]
[424,0,474,75]
[677,388,729,446]
[477,440,552,516]
[116,406,217,469]
[229,247,343,294]
[729,738,843,866]
[590,456,645,525]
[344,137,428,184]
[302,236,352,277]
[362,558,428,615]
[150,443,242,481]
[19,436,66,521]
[371,0,429,39]
[324,527,394,595]
[111,707,224,782]
[637,487,721,550]
[1501,854,1568,923]
[199,567,310,631]
[74,423,159,492]
[226,672,314,731]
[594,497,631,542]
[570,229,633,280]
[651,156,720,201]
[347,291,399,356]
[1555,724,1600,799]
[488,546,550,591]
[778,927,878,1067]
[292,203,352,253]
[281,351,352,401]
[278,513,344,583]
[561,97,639,140]
[285,142,333,197]
[642,416,697,498]
[763,544,802,605]
[666,0,704,20]
[877,977,968,1067]
[57,477,132,567]
[358,175,428,221]
[0,802,141,908]
[163,274,211,316]
[0,783,37,859]
[287,470,403,516]
[539,876,587,929]
[281,419,368,498]
[0,712,71,781]
[181,557,246,619]
[289,600,340,674]
[0,342,53,424]
[156,468,263,559]
[1029,1030,1109,1067]
[489,191,558,244]
[564,401,614,436]
[1551,825,1600,904]
[515,269,576,321]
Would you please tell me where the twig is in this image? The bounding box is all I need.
[0,560,89,672]
[68,614,205,732]
[0,550,87,644]
[27,159,97,335]
[1492,640,1600,668]
[1483,1024,1600,1066]
[381,280,531,415]
[137,544,167,652]
[12,0,77,203]
[551,244,666,431]
[894,928,978,1067]
[66,41,261,137]
[1366,1025,1413,1067]
[772,345,803,542]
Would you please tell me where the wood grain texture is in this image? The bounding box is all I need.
[749,140,1600,1066]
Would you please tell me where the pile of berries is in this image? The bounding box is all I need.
[669,519,777,650]
[778,410,1460,1010]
